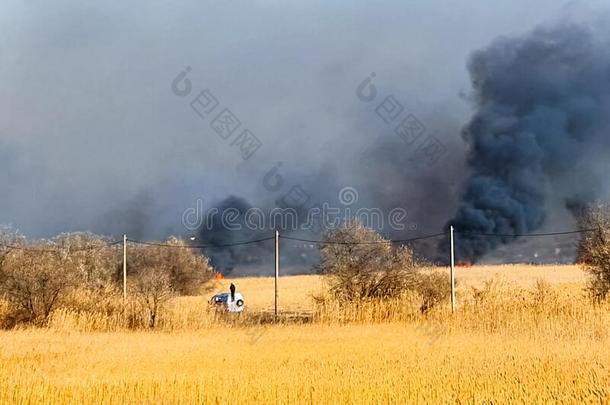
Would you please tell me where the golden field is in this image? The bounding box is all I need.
[205,264,589,312]
[1,264,609,404]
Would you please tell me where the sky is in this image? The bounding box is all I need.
[1,0,608,241]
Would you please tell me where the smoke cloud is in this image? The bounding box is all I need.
[2,1,610,270]
[449,22,610,261]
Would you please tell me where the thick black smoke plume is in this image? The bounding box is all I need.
[196,196,322,274]
[449,23,610,261]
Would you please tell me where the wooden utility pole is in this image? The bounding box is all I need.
[123,234,127,302]
[274,230,279,319]
[450,226,456,312]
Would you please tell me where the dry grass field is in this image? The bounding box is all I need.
[204,264,589,311]
[0,264,608,404]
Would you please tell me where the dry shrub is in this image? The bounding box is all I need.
[62,285,123,315]
[317,221,451,315]
[0,248,76,326]
[0,229,216,329]
[130,267,173,328]
[0,298,14,329]
[0,231,120,327]
[415,271,453,314]
[470,278,505,307]
[576,202,610,301]
[49,287,178,332]
[49,285,126,331]
[123,238,215,328]
[530,279,556,307]
[125,237,214,295]
[318,221,419,300]
[54,232,119,289]
[48,298,148,332]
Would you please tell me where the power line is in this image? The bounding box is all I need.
[281,228,595,245]
[0,240,122,253]
[0,227,597,252]
[456,228,597,238]
[391,232,450,243]
[0,244,57,253]
[279,232,448,245]
[127,236,275,249]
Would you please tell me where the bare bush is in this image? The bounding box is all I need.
[124,237,214,295]
[318,222,424,301]
[317,222,452,313]
[0,230,215,329]
[0,247,76,326]
[122,238,215,328]
[62,284,124,317]
[576,203,610,301]
[54,232,119,289]
[415,271,452,314]
[0,230,119,327]
[130,267,173,328]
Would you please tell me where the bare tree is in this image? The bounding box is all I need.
[124,237,215,328]
[318,221,419,301]
[577,202,610,301]
[124,238,214,295]
[0,247,75,325]
[54,232,119,289]
[130,267,173,328]
[0,230,122,326]
[161,237,215,295]
[317,221,452,313]
[0,231,214,329]
[0,226,25,272]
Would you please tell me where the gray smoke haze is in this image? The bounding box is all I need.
[2,1,610,269]
[449,21,610,261]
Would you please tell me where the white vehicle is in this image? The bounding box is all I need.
[210,292,245,313]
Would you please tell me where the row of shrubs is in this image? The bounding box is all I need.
[0,228,214,328]
[318,212,610,308]
[0,222,453,330]
[2,208,608,330]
